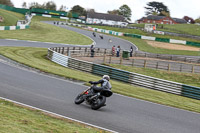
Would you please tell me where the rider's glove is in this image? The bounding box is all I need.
[89,81,93,84]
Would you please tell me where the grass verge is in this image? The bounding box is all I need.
[0,46,199,114]
[0,99,108,133]
[0,16,93,45]
[0,9,24,26]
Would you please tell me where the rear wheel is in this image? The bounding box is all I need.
[74,94,84,104]
[91,96,106,110]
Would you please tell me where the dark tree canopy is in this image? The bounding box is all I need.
[70,5,86,16]
[43,1,57,10]
[29,1,56,10]
[86,8,95,13]
[22,2,27,8]
[145,1,170,16]
[118,4,132,21]
[183,16,195,24]
[29,2,43,9]
[195,16,200,23]
[107,9,120,15]
[58,5,66,11]
[0,0,14,7]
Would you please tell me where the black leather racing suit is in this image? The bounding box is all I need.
[90,79,112,92]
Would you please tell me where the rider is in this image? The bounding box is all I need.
[89,75,112,92]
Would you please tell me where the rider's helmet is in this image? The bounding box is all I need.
[103,75,110,81]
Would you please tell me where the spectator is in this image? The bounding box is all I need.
[130,46,133,57]
[116,46,120,57]
[90,44,95,57]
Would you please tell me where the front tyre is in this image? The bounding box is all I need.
[91,96,106,110]
[74,94,85,104]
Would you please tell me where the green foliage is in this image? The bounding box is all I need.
[44,1,57,10]
[70,5,86,16]
[107,9,120,15]
[118,4,132,21]
[145,1,170,16]
[0,0,14,7]
[29,1,57,10]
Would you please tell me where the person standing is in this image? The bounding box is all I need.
[90,44,95,57]
[130,46,133,57]
[112,45,115,56]
[116,46,120,57]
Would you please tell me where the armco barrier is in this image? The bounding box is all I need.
[47,47,200,100]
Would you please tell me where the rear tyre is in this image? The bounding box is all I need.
[91,96,106,110]
[74,94,84,104]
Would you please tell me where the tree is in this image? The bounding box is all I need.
[0,0,14,7]
[86,8,95,13]
[107,9,119,15]
[195,16,200,23]
[70,5,86,16]
[67,11,73,22]
[43,1,56,10]
[22,2,27,9]
[183,16,195,24]
[118,4,132,21]
[145,1,170,16]
[29,2,43,9]
[59,5,66,11]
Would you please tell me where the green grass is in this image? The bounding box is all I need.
[88,24,200,43]
[0,99,108,133]
[0,16,93,45]
[0,9,25,26]
[0,46,200,114]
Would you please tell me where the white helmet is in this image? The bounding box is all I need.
[103,75,110,81]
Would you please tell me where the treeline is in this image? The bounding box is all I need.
[0,0,14,7]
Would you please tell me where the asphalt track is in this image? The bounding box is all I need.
[0,23,200,133]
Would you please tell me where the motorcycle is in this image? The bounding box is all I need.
[74,85,113,110]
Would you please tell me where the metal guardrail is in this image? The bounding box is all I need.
[47,47,200,100]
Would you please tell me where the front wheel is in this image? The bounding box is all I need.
[74,94,85,104]
[91,96,106,110]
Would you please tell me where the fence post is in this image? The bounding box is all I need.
[120,55,123,65]
[67,47,69,55]
[103,54,106,64]
[192,65,194,73]
[168,64,171,71]
[144,60,147,68]
[109,56,112,64]
[58,47,61,53]
[132,59,134,67]
[156,62,159,69]
[180,65,182,72]
[62,47,64,54]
